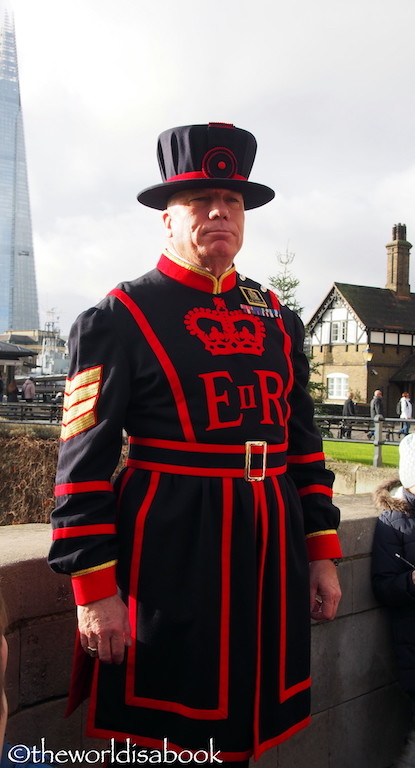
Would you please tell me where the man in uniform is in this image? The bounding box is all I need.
[49,123,342,764]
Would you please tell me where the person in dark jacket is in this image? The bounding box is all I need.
[372,433,415,721]
[367,389,384,439]
[341,392,355,438]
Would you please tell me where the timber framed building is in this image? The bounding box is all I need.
[307,224,415,416]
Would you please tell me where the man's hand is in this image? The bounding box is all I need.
[78,594,132,664]
[309,559,341,621]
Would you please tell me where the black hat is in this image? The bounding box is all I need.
[137,122,275,210]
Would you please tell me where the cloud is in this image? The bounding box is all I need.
[4,0,415,334]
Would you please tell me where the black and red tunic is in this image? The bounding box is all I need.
[48,251,341,760]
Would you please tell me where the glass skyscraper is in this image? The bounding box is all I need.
[0,5,39,333]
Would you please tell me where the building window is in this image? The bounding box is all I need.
[331,321,347,343]
[327,373,349,400]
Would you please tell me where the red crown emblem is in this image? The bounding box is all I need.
[184,298,265,356]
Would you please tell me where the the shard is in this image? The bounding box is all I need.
[0,3,39,333]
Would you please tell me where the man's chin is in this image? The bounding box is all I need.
[203,241,240,262]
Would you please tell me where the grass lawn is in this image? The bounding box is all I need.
[323,440,399,468]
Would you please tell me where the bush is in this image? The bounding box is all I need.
[0,431,128,526]
[0,434,59,525]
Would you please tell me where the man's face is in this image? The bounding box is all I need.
[162,187,245,271]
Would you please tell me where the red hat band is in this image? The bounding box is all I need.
[167,147,248,183]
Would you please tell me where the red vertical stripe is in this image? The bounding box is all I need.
[272,476,311,704]
[126,471,160,701]
[124,472,231,719]
[269,291,294,443]
[253,481,269,754]
[109,288,196,442]
[218,478,233,717]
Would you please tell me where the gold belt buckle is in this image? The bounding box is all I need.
[244,440,267,481]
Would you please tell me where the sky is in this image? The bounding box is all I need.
[4,0,415,335]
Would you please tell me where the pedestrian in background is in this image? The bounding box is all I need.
[398,392,412,437]
[342,392,355,438]
[6,381,18,403]
[21,377,35,403]
[367,389,384,439]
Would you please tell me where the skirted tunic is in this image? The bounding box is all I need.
[48,251,341,761]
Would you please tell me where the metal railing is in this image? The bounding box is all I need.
[314,414,413,467]
[0,400,62,424]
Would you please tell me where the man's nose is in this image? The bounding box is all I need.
[208,201,230,219]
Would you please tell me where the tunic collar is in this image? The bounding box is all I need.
[157,250,237,294]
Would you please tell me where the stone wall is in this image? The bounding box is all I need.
[0,503,411,768]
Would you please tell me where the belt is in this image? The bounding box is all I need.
[126,437,287,481]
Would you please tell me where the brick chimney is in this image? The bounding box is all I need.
[385,223,411,296]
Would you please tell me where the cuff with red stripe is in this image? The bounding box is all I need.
[71,562,118,605]
[306,530,342,561]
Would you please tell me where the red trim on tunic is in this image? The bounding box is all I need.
[253,481,269,753]
[52,524,116,540]
[126,458,286,478]
[54,481,113,496]
[269,291,294,444]
[255,715,311,759]
[71,563,118,605]
[86,669,252,762]
[108,288,196,442]
[271,476,311,704]
[157,252,237,294]
[287,452,325,464]
[125,471,160,705]
[306,532,342,561]
[116,467,135,516]
[298,484,333,498]
[218,478,233,718]
[124,473,232,719]
[129,436,287,454]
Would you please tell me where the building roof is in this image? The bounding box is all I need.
[0,333,36,346]
[0,341,36,359]
[308,282,415,333]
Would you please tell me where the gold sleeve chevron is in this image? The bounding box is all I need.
[60,365,103,441]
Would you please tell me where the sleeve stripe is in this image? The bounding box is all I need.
[298,484,333,498]
[306,529,337,539]
[71,559,117,577]
[60,366,103,442]
[52,524,117,540]
[287,452,325,464]
[65,365,102,395]
[54,481,114,496]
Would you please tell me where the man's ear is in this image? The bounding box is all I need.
[162,209,173,239]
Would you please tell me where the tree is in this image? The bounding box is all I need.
[269,250,326,402]
[269,250,304,316]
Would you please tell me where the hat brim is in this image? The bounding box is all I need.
[137,178,275,211]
